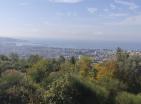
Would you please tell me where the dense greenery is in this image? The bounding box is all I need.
[0,49,141,104]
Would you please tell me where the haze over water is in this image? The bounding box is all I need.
[26,38,141,50]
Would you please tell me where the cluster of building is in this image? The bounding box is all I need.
[0,38,140,62]
[0,42,115,62]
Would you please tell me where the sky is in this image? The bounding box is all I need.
[0,0,141,42]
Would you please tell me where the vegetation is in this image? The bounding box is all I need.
[0,49,141,104]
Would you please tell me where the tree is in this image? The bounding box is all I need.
[28,55,43,66]
[70,56,76,65]
[115,48,141,93]
[94,60,117,80]
[28,59,49,83]
[58,55,65,64]
[116,92,141,104]
[9,53,19,62]
[79,56,92,77]
[0,55,9,61]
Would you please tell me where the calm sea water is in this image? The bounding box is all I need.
[28,39,141,50]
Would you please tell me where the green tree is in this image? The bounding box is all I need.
[28,59,49,83]
[79,56,92,77]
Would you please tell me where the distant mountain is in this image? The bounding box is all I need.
[0,37,26,42]
[0,37,43,47]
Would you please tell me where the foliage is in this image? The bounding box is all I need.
[79,56,92,77]
[94,60,117,80]
[0,51,141,104]
[115,48,141,93]
[28,59,49,83]
[116,92,141,104]
[44,74,109,104]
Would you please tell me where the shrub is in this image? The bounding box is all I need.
[116,92,141,104]
[44,75,109,104]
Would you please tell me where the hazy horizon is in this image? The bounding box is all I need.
[0,36,140,50]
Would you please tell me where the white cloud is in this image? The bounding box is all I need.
[67,12,77,16]
[109,13,128,17]
[87,8,98,14]
[56,12,65,16]
[56,12,77,17]
[110,4,116,9]
[105,15,141,25]
[103,8,109,12]
[49,0,82,3]
[114,0,139,10]
[119,15,141,25]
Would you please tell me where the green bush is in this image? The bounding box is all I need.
[116,92,141,104]
[44,75,109,104]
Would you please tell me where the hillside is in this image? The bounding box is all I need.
[0,49,141,104]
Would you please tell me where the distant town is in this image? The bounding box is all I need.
[0,37,140,62]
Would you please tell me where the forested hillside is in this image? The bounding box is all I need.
[0,48,141,104]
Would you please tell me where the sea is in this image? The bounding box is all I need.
[26,39,141,50]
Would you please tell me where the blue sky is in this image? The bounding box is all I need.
[0,0,141,42]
